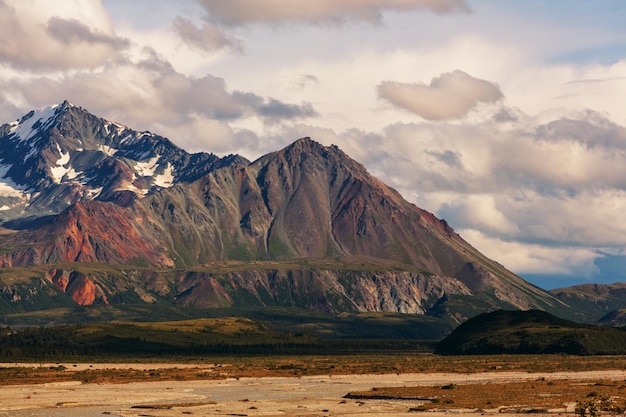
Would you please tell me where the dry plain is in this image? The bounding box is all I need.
[1,357,626,417]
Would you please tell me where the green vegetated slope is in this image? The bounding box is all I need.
[0,317,293,358]
[436,309,626,355]
[0,315,438,360]
[0,302,453,339]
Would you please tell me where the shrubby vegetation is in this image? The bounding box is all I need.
[0,319,437,360]
[575,394,626,417]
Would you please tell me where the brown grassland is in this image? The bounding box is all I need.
[347,378,626,412]
[3,354,626,385]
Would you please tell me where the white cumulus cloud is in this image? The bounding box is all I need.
[377,70,504,120]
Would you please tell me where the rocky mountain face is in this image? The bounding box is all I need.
[173,268,472,314]
[0,102,581,324]
[0,200,173,268]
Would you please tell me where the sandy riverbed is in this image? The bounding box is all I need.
[1,365,625,416]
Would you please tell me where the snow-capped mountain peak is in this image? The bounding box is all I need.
[0,101,247,221]
[7,101,72,143]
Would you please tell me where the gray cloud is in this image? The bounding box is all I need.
[425,149,464,170]
[378,71,504,120]
[258,99,316,120]
[6,53,317,141]
[153,72,245,120]
[534,112,626,150]
[233,92,318,123]
[412,115,626,197]
[173,16,242,52]
[492,107,523,123]
[194,0,470,26]
[46,17,128,49]
[136,47,176,74]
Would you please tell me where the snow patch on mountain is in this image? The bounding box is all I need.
[66,168,81,181]
[119,131,153,146]
[130,176,149,196]
[0,164,24,197]
[154,163,174,187]
[98,144,117,156]
[23,146,39,163]
[50,144,71,183]
[0,182,22,198]
[103,121,125,136]
[135,156,160,177]
[79,174,92,184]
[10,104,60,142]
[87,187,103,199]
[118,133,133,145]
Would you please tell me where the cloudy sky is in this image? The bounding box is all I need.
[2,0,626,289]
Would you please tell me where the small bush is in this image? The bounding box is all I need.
[576,400,600,417]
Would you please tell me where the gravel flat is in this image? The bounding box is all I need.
[2,365,625,416]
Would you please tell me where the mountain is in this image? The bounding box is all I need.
[0,102,581,327]
[435,309,626,355]
[550,282,626,323]
[0,101,246,221]
[598,309,626,327]
[140,138,567,317]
